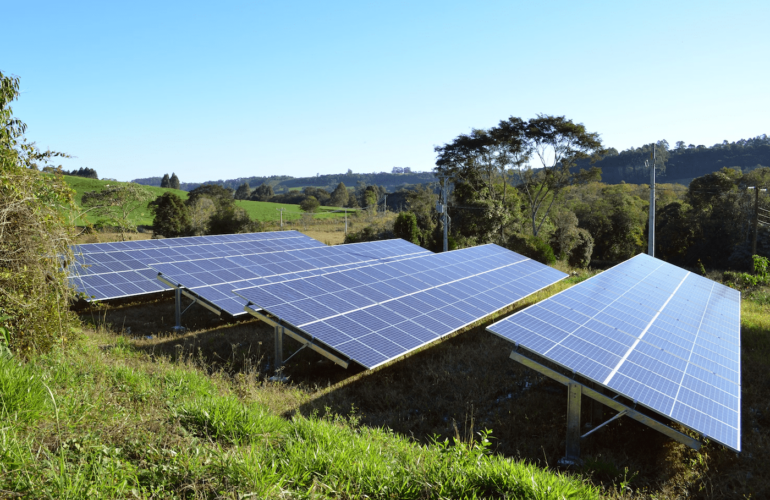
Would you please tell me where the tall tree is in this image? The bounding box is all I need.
[148,192,190,237]
[169,172,181,190]
[186,184,234,211]
[250,183,274,201]
[234,182,251,200]
[518,114,604,236]
[160,173,170,188]
[329,182,349,207]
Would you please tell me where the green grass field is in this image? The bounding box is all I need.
[61,175,353,227]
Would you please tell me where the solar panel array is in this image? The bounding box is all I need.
[487,253,741,452]
[234,244,567,369]
[67,231,324,300]
[151,239,432,315]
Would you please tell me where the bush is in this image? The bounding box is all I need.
[299,196,320,213]
[1,72,79,355]
[148,192,191,237]
[507,234,556,265]
[393,212,420,245]
[568,228,594,268]
[208,205,262,235]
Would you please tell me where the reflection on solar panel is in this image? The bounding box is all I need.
[487,253,741,452]
[152,239,432,315]
[67,231,324,301]
[234,244,567,369]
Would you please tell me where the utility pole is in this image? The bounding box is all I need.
[749,186,767,256]
[383,194,387,214]
[438,176,451,252]
[647,144,656,257]
[344,209,348,235]
[276,208,284,228]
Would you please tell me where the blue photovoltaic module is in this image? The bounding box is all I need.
[152,239,432,315]
[234,244,567,369]
[487,253,741,452]
[67,231,324,300]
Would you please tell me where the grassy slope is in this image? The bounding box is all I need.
[0,331,598,499]
[62,175,351,227]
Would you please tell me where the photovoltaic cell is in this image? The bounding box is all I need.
[152,239,432,315]
[486,253,741,452]
[234,244,567,370]
[67,231,324,301]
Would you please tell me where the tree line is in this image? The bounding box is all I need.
[350,114,768,271]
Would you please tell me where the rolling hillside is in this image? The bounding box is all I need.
[61,175,352,228]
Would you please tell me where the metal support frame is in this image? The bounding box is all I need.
[159,274,222,332]
[509,350,701,464]
[245,307,350,370]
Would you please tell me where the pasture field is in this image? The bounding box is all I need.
[60,175,353,228]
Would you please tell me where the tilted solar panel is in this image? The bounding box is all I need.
[67,231,324,300]
[487,253,741,452]
[234,244,567,369]
[152,239,432,315]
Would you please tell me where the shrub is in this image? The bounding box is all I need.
[148,192,190,237]
[393,212,420,245]
[507,234,556,265]
[299,196,320,213]
[568,228,594,268]
[1,72,79,355]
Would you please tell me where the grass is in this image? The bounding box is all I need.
[4,262,767,498]
[60,175,354,228]
[0,324,599,498]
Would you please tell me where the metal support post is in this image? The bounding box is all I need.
[344,210,348,235]
[172,287,185,332]
[590,383,604,427]
[274,324,283,370]
[648,143,656,257]
[561,381,583,465]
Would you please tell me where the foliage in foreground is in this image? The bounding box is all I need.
[0,71,79,356]
[0,335,599,499]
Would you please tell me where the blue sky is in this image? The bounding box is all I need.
[5,0,768,182]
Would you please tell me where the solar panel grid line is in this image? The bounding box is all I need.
[294,265,563,370]
[603,270,691,385]
[258,249,528,329]
[157,240,433,316]
[237,246,567,369]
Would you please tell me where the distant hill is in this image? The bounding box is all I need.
[133,171,436,193]
[573,134,770,184]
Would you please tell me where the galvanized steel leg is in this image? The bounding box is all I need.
[590,383,604,427]
[172,287,185,332]
[561,382,582,465]
[274,324,283,370]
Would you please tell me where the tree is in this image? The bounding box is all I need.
[81,183,155,240]
[363,186,379,212]
[188,197,216,235]
[250,183,274,201]
[186,184,234,211]
[148,192,190,237]
[234,182,251,200]
[300,196,320,213]
[393,212,420,245]
[330,182,349,207]
[517,115,604,236]
[169,173,180,190]
[208,205,261,235]
[160,173,170,188]
[435,118,528,244]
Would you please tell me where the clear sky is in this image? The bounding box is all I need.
[5,0,769,183]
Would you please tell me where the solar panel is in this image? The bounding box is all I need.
[487,253,741,452]
[152,239,432,315]
[67,231,325,301]
[234,244,567,369]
